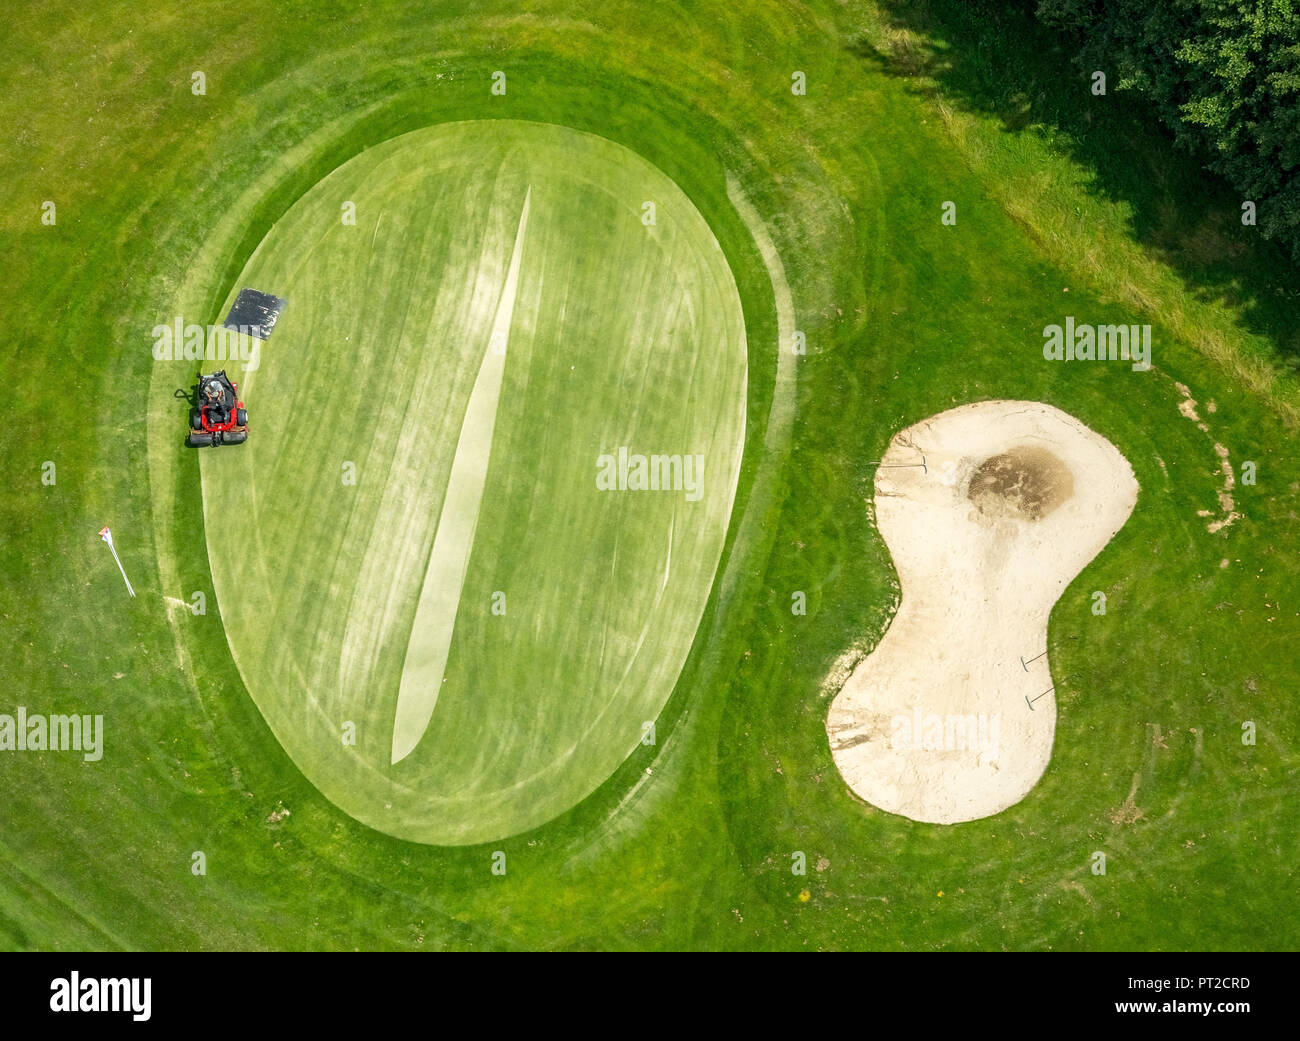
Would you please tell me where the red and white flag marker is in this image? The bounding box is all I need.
[98,526,136,598]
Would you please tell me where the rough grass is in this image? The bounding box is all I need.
[852,0,1300,427]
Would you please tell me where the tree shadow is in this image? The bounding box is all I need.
[850,0,1300,376]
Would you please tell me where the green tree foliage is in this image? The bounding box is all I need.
[1037,0,1300,261]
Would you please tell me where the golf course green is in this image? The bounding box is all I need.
[196,120,746,844]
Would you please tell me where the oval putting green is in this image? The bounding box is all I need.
[201,120,748,845]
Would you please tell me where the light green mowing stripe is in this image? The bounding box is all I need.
[725,174,797,458]
[392,188,532,764]
[715,173,798,617]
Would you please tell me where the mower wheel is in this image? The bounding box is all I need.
[235,408,248,427]
[189,407,203,430]
[187,432,214,448]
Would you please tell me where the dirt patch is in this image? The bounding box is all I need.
[1109,773,1145,825]
[1174,381,1241,533]
[967,446,1074,521]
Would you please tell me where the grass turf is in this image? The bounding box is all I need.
[179,120,746,844]
[0,0,1296,950]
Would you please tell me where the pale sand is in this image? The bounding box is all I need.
[826,400,1138,824]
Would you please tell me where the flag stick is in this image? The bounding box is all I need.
[98,527,136,598]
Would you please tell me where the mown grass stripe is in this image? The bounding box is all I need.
[393,188,532,764]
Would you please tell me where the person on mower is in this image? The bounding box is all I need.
[203,379,229,426]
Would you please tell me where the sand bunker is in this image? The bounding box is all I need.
[826,400,1138,824]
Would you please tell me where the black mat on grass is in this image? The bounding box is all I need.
[222,288,288,340]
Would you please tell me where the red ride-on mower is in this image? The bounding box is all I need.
[187,371,248,447]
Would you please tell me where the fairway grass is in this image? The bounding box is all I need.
[1,0,1296,951]
[186,121,747,845]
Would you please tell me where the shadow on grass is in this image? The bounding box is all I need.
[850,0,1300,375]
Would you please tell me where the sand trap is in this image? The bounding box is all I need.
[826,400,1138,824]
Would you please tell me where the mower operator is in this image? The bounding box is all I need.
[203,379,229,425]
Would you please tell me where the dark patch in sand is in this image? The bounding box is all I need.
[967,446,1073,520]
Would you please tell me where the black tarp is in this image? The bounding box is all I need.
[222,288,288,340]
